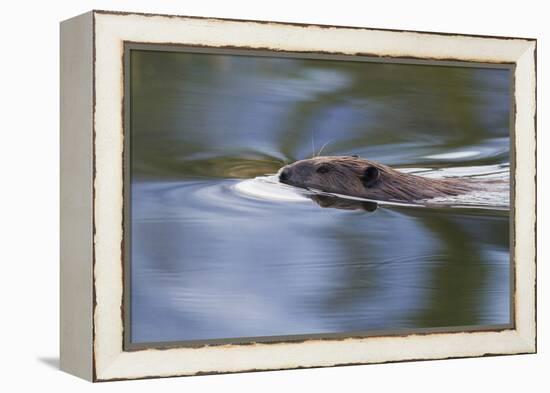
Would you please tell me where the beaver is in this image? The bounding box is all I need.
[278,155,476,203]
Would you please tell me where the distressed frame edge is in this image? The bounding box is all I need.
[512,40,537,354]
[90,11,537,382]
[91,8,537,42]
[59,11,95,381]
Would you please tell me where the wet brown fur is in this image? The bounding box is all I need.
[279,156,476,203]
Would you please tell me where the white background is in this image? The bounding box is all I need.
[0,0,545,391]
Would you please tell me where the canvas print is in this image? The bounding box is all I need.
[127,46,512,346]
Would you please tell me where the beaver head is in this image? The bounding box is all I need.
[278,155,473,202]
[279,156,381,195]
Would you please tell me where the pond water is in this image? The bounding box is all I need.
[129,49,512,344]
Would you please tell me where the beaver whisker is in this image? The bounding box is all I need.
[316,140,332,157]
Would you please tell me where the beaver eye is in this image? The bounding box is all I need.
[316,165,330,174]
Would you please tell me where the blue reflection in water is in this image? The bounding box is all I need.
[131,180,509,342]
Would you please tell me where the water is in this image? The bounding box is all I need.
[129,49,511,344]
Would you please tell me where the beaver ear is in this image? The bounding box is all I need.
[362,166,380,188]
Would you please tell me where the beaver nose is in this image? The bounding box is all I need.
[279,167,291,182]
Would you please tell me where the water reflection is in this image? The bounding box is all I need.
[130,49,511,344]
[309,195,378,212]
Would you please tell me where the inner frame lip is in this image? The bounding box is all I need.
[121,41,516,352]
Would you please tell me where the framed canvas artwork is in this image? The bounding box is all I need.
[60,10,536,381]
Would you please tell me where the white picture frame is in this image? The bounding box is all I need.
[60,10,536,382]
